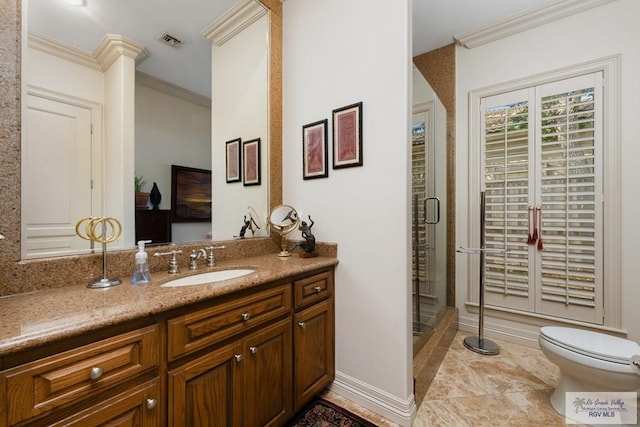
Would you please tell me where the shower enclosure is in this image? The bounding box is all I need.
[411,75,448,355]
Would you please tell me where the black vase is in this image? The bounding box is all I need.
[150,182,162,210]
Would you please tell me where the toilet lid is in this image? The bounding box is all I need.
[540,326,640,364]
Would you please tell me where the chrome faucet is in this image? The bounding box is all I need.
[189,248,207,270]
[154,249,182,274]
[205,245,226,267]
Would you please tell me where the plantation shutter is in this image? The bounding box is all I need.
[535,73,603,324]
[482,89,535,313]
[479,73,603,325]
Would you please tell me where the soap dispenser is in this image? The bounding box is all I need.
[131,240,152,284]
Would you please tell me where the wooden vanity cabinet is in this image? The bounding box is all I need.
[0,324,161,427]
[167,284,294,427]
[0,266,335,427]
[168,318,293,427]
[292,271,335,412]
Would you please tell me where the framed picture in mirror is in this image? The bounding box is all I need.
[302,119,328,179]
[243,138,261,186]
[226,138,242,183]
[171,165,212,222]
[332,101,363,169]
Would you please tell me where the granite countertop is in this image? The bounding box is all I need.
[0,254,338,357]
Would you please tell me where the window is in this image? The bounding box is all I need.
[467,58,620,328]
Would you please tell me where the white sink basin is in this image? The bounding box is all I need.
[160,269,256,288]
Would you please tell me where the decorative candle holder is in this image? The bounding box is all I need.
[75,216,123,288]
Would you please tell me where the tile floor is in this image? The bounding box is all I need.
[324,331,581,426]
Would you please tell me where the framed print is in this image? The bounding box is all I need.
[302,119,328,179]
[225,138,241,183]
[171,165,212,222]
[332,101,363,169]
[243,138,261,186]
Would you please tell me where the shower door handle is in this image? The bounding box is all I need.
[424,197,440,224]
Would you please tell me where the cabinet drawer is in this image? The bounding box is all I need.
[294,271,333,310]
[0,324,159,426]
[49,378,160,427]
[167,284,291,360]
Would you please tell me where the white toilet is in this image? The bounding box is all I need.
[539,326,640,416]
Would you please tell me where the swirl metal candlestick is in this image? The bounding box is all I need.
[75,216,123,289]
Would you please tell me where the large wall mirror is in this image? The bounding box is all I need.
[21,0,276,259]
[0,0,281,294]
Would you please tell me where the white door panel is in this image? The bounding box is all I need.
[24,94,94,258]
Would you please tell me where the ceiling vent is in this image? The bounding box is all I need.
[158,33,183,48]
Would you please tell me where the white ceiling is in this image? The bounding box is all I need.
[28,0,241,97]
[412,0,554,55]
[28,0,558,98]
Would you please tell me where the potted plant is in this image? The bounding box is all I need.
[135,175,149,209]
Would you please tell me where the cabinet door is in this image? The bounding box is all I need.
[293,299,334,411]
[243,318,293,427]
[48,379,160,427]
[168,342,243,427]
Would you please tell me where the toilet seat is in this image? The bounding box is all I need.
[540,326,640,365]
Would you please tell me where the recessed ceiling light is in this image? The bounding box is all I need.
[63,0,87,6]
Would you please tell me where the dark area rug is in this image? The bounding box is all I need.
[288,398,379,426]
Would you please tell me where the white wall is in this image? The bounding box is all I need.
[211,14,269,240]
[27,48,104,102]
[282,1,414,425]
[456,0,640,343]
[135,82,212,243]
[412,66,434,106]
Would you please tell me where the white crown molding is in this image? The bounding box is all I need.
[201,0,267,46]
[28,32,150,72]
[412,100,433,114]
[136,71,211,108]
[94,34,149,71]
[454,0,618,49]
[28,32,101,71]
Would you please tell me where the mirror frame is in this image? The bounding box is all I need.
[0,0,282,295]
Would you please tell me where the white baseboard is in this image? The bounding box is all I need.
[329,371,416,427]
[457,314,541,348]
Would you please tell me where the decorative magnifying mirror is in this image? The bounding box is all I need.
[268,204,300,257]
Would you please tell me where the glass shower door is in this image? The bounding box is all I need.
[411,95,447,354]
